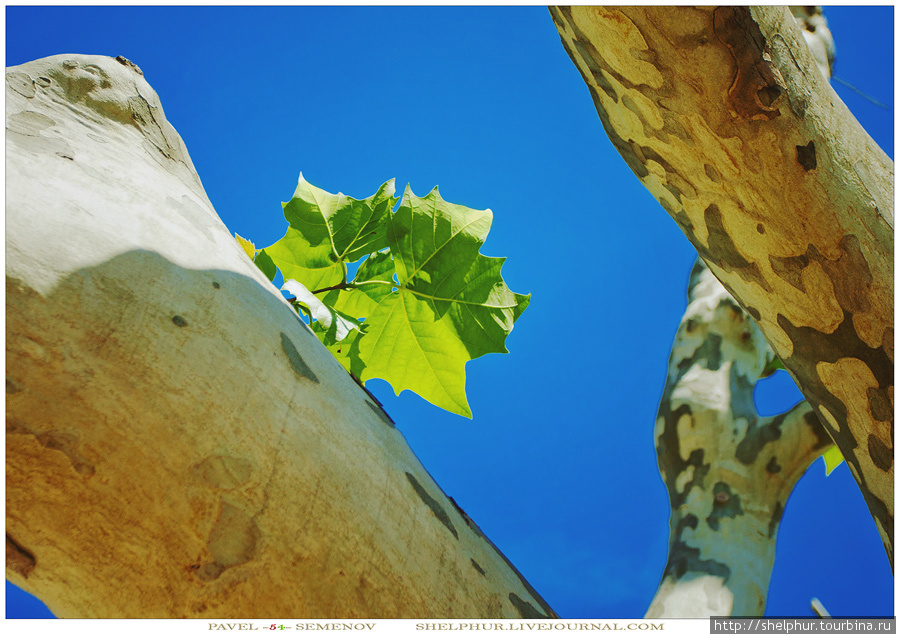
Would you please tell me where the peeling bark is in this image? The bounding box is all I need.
[551,5,893,560]
[646,260,832,617]
[5,54,556,619]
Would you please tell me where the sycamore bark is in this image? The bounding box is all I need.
[550,6,893,560]
[5,54,556,619]
[647,260,832,617]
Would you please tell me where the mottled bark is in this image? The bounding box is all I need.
[550,5,893,560]
[646,260,832,617]
[5,54,555,619]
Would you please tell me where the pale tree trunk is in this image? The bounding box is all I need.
[550,5,893,561]
[5,54,556,619]
[646,259,832,617]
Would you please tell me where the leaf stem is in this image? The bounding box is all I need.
[311,280,395,295]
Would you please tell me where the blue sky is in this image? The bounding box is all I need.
[5,6,893,620]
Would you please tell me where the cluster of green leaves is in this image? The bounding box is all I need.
[761,356,844,476]
[237,173,530,418]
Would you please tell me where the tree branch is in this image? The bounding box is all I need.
[647,259,833,617]
[551,5,893,561]
[5,54,556,619]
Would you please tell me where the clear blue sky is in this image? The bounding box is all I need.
[5,6,893,620]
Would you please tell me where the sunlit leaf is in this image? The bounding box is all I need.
[823,446,844,476]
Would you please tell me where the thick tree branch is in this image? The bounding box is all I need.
[550,5,893,560]
[647,260,832,617]
[5,54,556,619]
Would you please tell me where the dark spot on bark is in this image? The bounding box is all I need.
[756,224,766,234]
[471,559,486,576]
[703,204,772,292]
[115,55,144,76]
[509,593,547,618]
[797,141,817,171]
[172,315,188,327]
[685,333,723,372]
[713,7,781,121]
[729,366,756,423]
[556,15,663,184]
[280,332,319,383]
[365,399,395,428]
[768,501,784,538]
[405,472,457,540]
[35,76,51,88]
[757,85,782,107]
[212,281,220,289]
[736,410,786,464]
[664,184,684,204]
[704,164,720,183]
[766,456,782,474]
[672,208,692,234]
[868,435,892,472]
[6,534,36,578]
[707,482,744,530]
[572,36,619,104]
[195,562,226,581]
[803,410,834,451]
[6,377,22,394]
[867,387,892,422]
[769,252,809,292]
[746,306,761,321]
[665,514,731,581]
[771,236,872,313]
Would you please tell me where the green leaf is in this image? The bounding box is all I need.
[282,279,359,344]
[822,446,844,476]
[321,251,396,320]
[313,324,365,376]
[254,248,277,282]
[357,185,530,417]
[263,173,397,292]
[761,355,785,378]
[236,233,277,281]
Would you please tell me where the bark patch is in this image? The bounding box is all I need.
[867,387,892,422]
[868,434,892,472]
[191,455,253,490]
[280,332,319,383]
[6,534,36,578]
[404,472,458,540]
[713,6,781,121]
[796,141,817,171]
[666,514,731,580]
[702,204,772,292]
[736,411,786,465]
[365,399,395,428]
[200,502,261,580]
[509,593,547,619]
[707,482,744,530]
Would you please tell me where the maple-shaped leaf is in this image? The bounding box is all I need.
[263,173,397,292]
[357,185,530,417]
